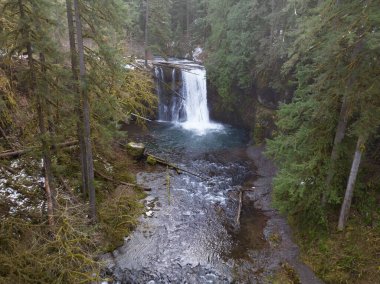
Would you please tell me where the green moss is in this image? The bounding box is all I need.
[254,106,276,145]
[0,211,100,283]
[98,186,146,252]
[269,232,282,248]
[126,142,145,159]
[270,262,301,284]
[147,155,157,165]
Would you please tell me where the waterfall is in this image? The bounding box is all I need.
[181,67,211,131]
[155,67,167,121]
[154,61,222,134]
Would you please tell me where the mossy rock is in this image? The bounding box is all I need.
[146,155,157,165]
[126,142,145,159]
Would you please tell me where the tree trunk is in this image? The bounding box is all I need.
[338,136,366,230]
[66,0,88,198]
[38,52,57,210]
[144,0,149,67]
[0,126,14,150]
[186,0,190,46]
[324,96,349,203]
[18,0,55,226]
[74,0,97,222]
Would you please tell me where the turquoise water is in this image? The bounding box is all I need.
[147,122,249,154]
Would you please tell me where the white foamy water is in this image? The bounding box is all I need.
[180,67,223,135]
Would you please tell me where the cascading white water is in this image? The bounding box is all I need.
[154,60,222,134]
[171,68,180,122]
[180,67,220,133]
[155,67,168,121]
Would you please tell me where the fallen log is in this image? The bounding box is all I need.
[0,165,17,175]
[235,187,259,226]
[145,152,208,181]
[236,190,243,226]
[153,61,191,70]
[153,62,203,76]
[130,113,152,122]
[94,169,151,191]
[0,140,78,159]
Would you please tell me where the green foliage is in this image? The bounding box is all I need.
[0,68,16,128]
[98,186,145,252]
[147,0,173,56]
[0,0,157,282]
[266,0,380,225]
[203,0,302,113]
[0,211,100,283]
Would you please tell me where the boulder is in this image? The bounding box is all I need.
[126,142,145,159]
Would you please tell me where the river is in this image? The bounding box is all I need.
[102,60,322,284]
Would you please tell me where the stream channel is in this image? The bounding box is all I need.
[103,60,322,284]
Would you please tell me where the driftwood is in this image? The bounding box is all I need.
[236,190,243,226]
[130,113,152,122]
[153,62,203,76]
[145,152,208,181]
[153,61,192,70]
[235,187,258,225]
[0,140,78,159]
[153,62,203,79]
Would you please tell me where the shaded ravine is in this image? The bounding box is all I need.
[102,125,323,283]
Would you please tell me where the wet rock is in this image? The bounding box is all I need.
[126,142,145,159]
[146,155,157,165]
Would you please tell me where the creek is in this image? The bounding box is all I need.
[104,60,322,284]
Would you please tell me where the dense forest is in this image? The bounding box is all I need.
[0,0,379,283]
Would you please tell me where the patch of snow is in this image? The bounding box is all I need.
[124,64,135,70]
[192,46,203,63]
[0,158,44,215]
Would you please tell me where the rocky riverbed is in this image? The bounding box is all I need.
[102,123,322,283]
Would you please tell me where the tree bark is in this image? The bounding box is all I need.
[18,0,55,226]
[74,0,97,222]
[324,96,349,203]
[0,126,15,150]
[66,0,88,198]
[144,0,149,67]
[338,136,366,230]
[38,52,57,211]
[186,0,190,47]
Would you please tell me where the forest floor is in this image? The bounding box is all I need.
[0,138,152,282]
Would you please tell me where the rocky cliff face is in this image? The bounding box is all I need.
[207,82,279,143]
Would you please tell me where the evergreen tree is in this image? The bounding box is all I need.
[267,0,380,227]
[145,0,172,57]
